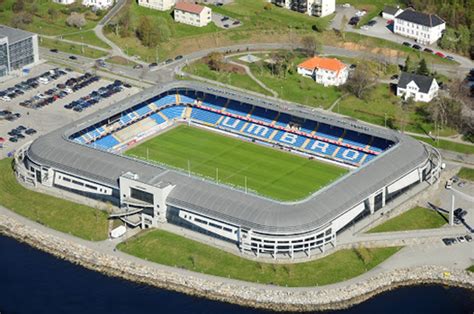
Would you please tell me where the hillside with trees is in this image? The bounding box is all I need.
[404,0,473,58]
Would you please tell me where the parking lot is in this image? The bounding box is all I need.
[212,12,242,29]
[0,63,141,158]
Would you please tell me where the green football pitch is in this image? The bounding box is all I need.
[125,125,348,201]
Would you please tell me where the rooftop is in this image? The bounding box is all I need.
[26,81,429,234]
[0,24,35,43]
[398,72,436,94]
[298,57,346,73]
[174,2,207,14]
[395,8,445,28]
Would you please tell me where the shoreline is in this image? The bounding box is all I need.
[1,213,473,312]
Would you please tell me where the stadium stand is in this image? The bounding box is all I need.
[70,91,394,166]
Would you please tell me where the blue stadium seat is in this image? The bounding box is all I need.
[316,124,344,141]
[154,95,177,108]
[203,96,228,110]
[371,137,391,151]
[335,148,365,164]
[251,107,278,124]
[225,100,252,116]
[218,116,245,131]
[305,139,338,156]
[274,113,292,128]
[161,105,184,120]
[301,120,317,134]
[242,122,274,139]
[273,131,307,148]
[135,105,152,117]
[364,154,377,164]
[179,95,196,104]
[343,131,371,148]
[149,113,166,124]
[191,108,221,124]
[93,135,119,150]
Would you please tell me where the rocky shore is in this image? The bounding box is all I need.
[1,213,473,312]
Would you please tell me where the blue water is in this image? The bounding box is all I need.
[0,235,473,314]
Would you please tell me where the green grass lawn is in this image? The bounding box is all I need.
[457,167,474,181]
[467,265,474,273]
[40,37,108,59]
[0,0,101,36]
[125,125,347,201]
[62,30,111,50]
[334,84,456,136]
[0,158,109,241]
[184,62,272,96]
[367,206,447,233]
[246,58,342,109]
[118,229,401,287]
[412,136,474,155]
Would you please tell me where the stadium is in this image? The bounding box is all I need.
[15,81,442,258]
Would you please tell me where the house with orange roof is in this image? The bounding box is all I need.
[297,56,348,86]
[174,2,212,27]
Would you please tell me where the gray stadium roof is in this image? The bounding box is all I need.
[0,25,35,44]
[27,81,430,234]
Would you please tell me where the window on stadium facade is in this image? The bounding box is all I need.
[130,187,154,204]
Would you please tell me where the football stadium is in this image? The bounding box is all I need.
[14,81,442,258]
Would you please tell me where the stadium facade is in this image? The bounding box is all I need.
[15,81,442,258]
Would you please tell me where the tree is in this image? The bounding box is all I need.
[416,58,430,76]
[426,97,463,129]
[12,0,24,13]
[403,55,415,73]
[345,62,378,99]
[301,35,321,57]
[118,10,131,37]
[340,15,348,40]
[206,52,224,71]
[136,16,163,48]
[66,12,86,29]
[48,8,58,21]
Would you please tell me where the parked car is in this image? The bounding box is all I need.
[69,55,77,60]
[412,44,422,50]
[435,52,445,58]
[402,42,411,47]
[175,55,183,61]
[50,49,58,53]
[149,62,158,68]
[445,55,454,61]
[165,59,173,64]
[423,48,433,53]
[367,20,377,26]
[349,16,360,25]
[133,64,143,69]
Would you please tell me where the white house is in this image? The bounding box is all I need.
[82,0,114,10]
[394,8,445,44]
[53,0,76,4]
[138,0,176,11]
[397,72,439,102]
[174,3,212,27]
[382,5,403,20]
[271,0,335,17]
[297,56,348,87]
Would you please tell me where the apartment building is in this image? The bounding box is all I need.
[138,0,176,11]
[174,3,212,27]
[394,8,446,44]
[271,0,335,17]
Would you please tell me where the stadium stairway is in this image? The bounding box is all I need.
[184,106,193,119]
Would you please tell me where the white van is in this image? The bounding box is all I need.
[39,77,49,84]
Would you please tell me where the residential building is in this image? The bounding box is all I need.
[397,72,439,102]
[138,0,176,11]
[297,56,348,86]
[174,3,212,27]
[0,25,39,78]
[53,0,76,4]
[393,8,445,44]
[271,0,335,17]
[382,5,403,20]
[82,0,114,10]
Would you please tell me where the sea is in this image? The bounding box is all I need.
[0,235,473,314]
